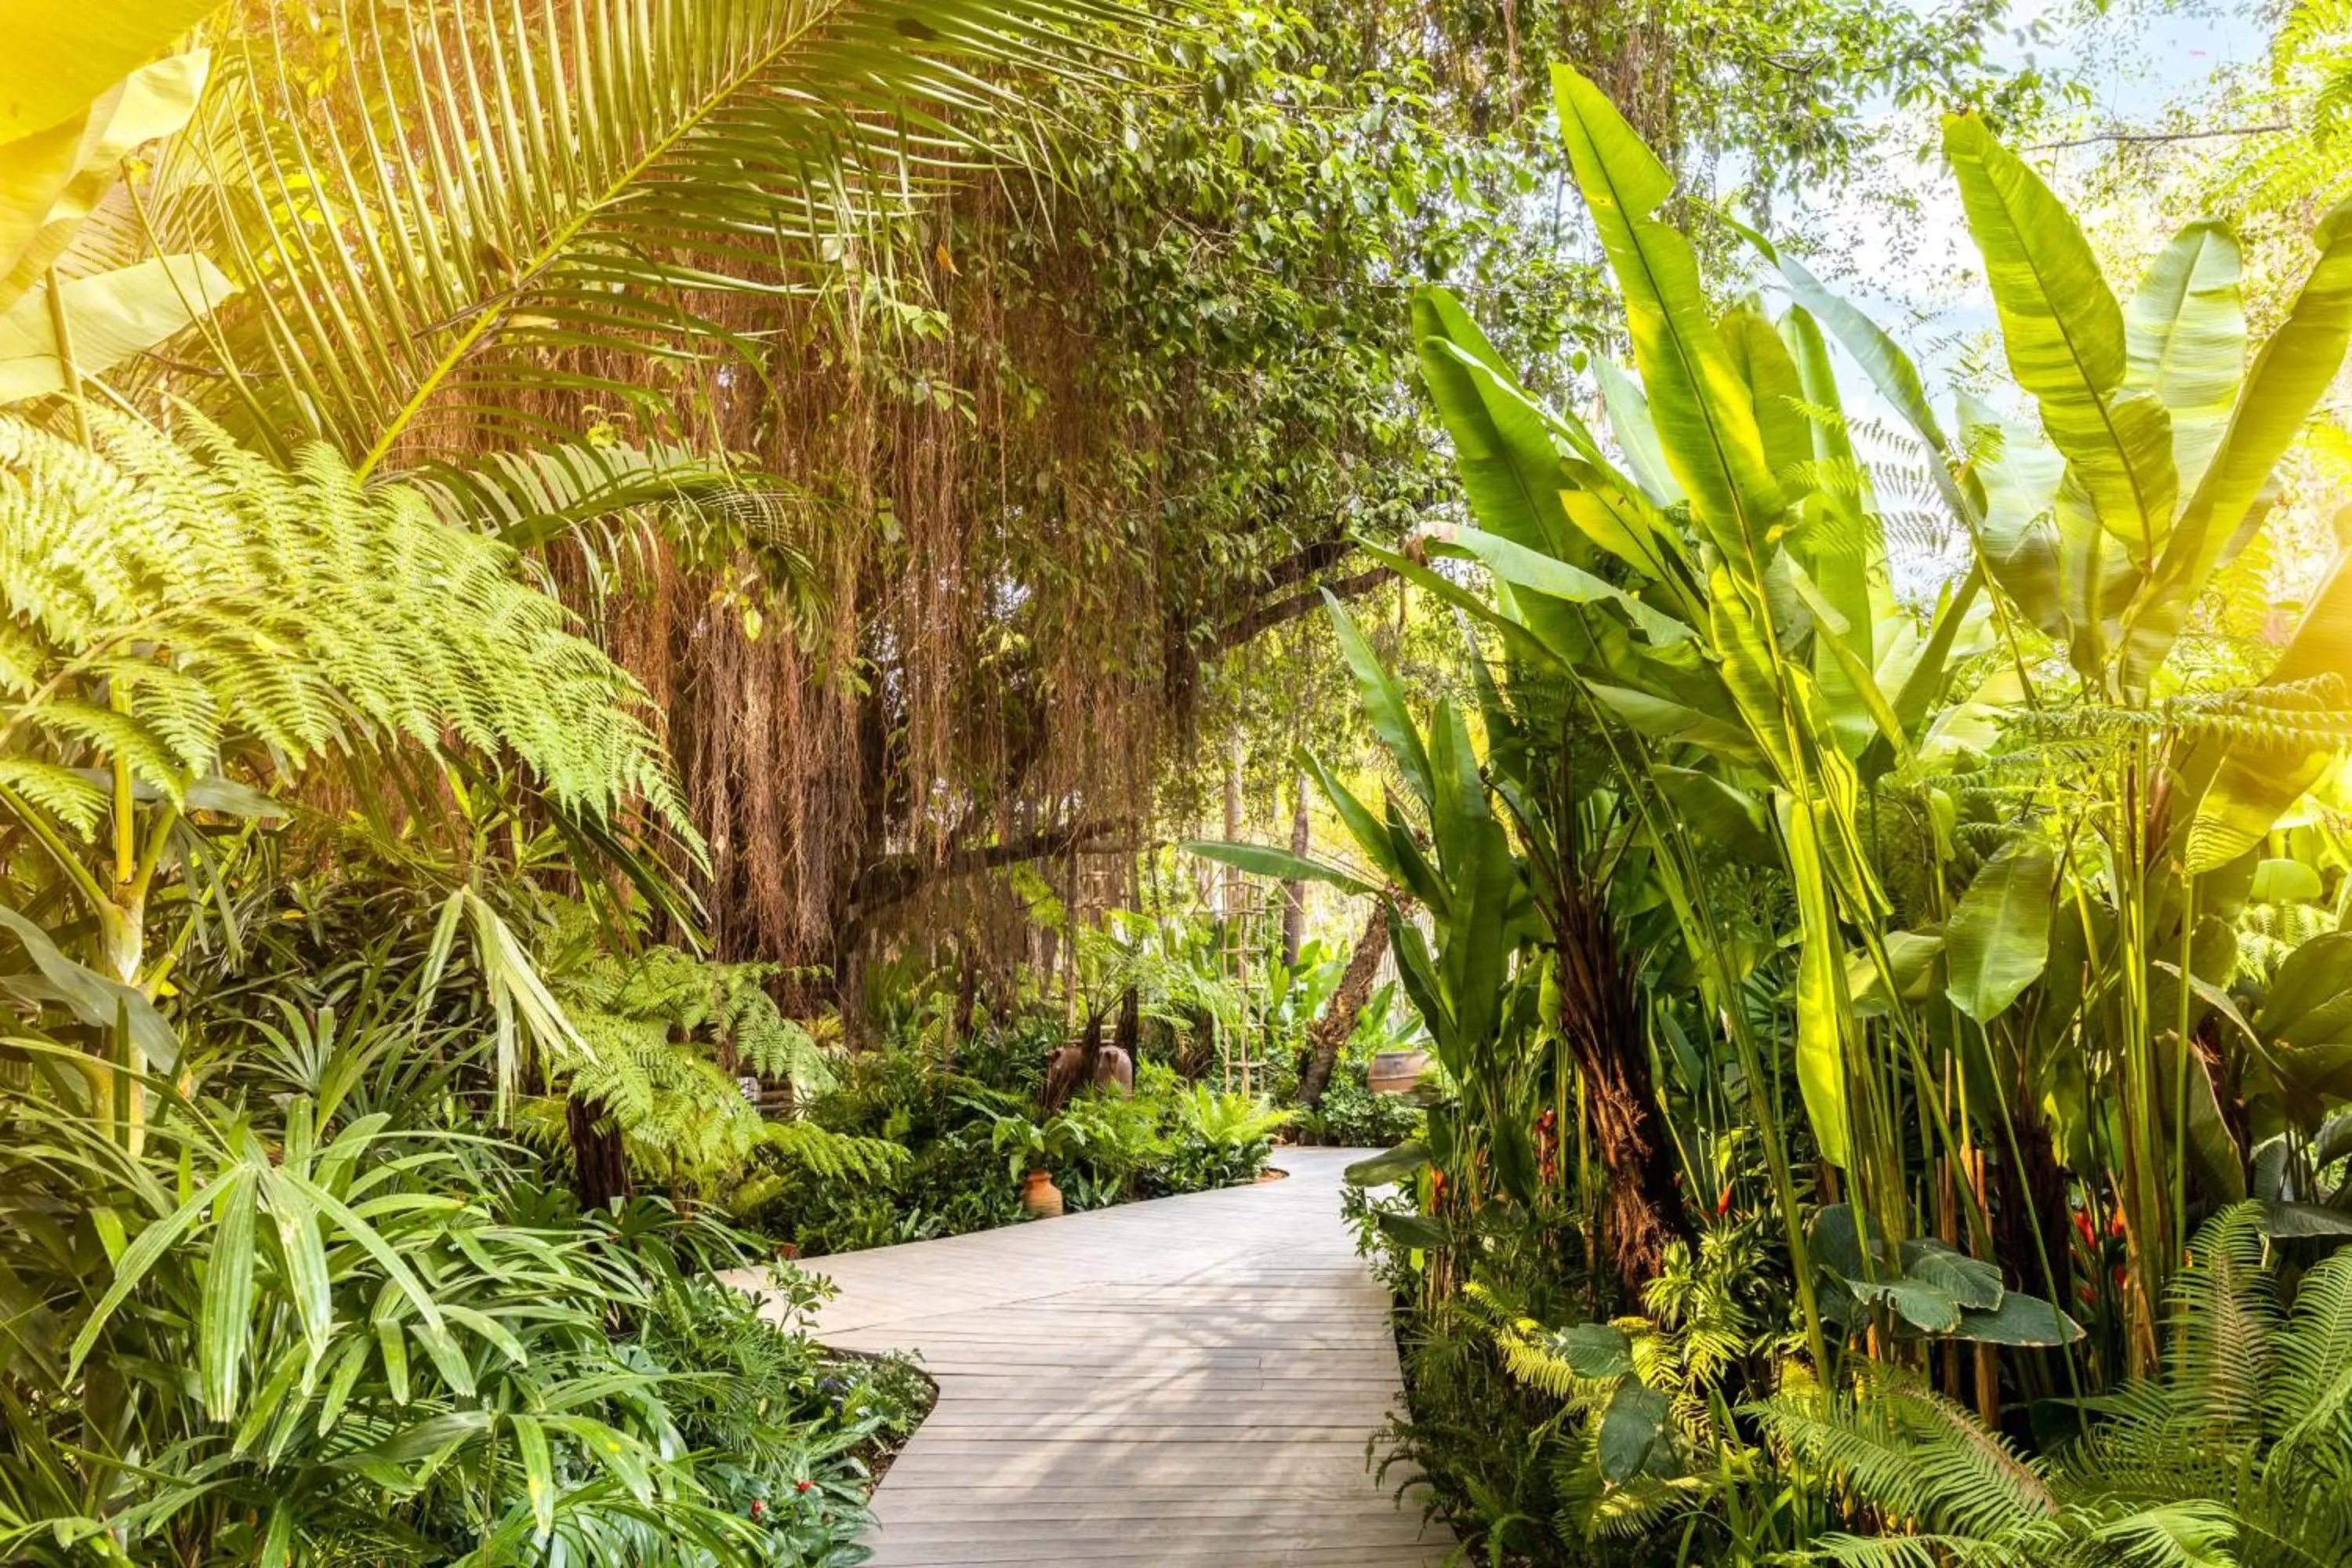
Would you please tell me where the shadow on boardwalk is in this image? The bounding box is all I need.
[728,1147,1454,1566]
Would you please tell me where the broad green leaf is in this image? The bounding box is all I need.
[1541,1321,1636,1380]
[1554,64,1780,570]
[1375,1210,1450,1253]
[2129,199,2352,688]
[198,1169,259,1421]
[1592,358,1682,507]
[1709,570,1799,782]
[1584,681,1764,762]
[1811,1203,1889,1277]
[1846,929,1944,1018]
[1651,764,1774,865]
[1599,1381,1676,1483]
[1343,1142,1430,1187]
[2252,931,2352,1052]
[0,0,224,142]
[1326,593,1433,808]
[1880,1277,1963,1334]
[0,904,176,1068]
[1885,566,1986,744]
[2,51,212,307]
[1900,1239,2004,1311]
[2125,220,2244,499]
[1953,1291,2084,1345]
[1721,302,1813,480]
[1945,114,2176,563]
[0,112,89,290]
[1782,794,1851,1167]
[1779,304,1878,656]
[1429,700,1515,1062]
[2259,1201,2352,1239]
[1433,524,1694,647]
[0,254,236,401]
[1301,750,1401,887]
[1414,290,1579,558]
[1783,557,1907,763]
[1944,837,2058,1022]
[2252,857,2324,903]
[1959,395,2067,637]
[1181,840,1376,896]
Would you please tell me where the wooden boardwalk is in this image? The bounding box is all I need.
[732,1147,1452,1566]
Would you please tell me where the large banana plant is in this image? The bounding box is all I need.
[1388,67,2352,1377]
[1385,69,1994,1295]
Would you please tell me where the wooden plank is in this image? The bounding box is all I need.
[724,1148,1450,1566]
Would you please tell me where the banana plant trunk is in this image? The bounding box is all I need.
[1553,878,1690,1290]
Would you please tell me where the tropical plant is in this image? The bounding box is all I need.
[160,0,1131,474]
[0,1069,900,1564]
[1376,60,2352,1370]
[0,9,233,406]
[1757,1206,2352,1568]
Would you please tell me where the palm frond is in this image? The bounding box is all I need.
[1752,1369,2055,1540]
[172,0,1136,470]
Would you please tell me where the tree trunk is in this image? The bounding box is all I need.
[1551,880,1690,1290]
[1280,773,1309,969]
[568,1094,633,1214]
[1298,899,1390,1109]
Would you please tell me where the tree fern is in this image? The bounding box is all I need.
[0,407,688,841]
[532,897,843,1192]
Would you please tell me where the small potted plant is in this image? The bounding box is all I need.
[986,1111,1083,1218]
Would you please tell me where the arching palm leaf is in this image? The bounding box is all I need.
[169,0,1133,470]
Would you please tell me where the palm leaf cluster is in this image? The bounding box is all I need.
[1757,1207,2352,1568]
[0,407,686,841]
[173,0,1131,470]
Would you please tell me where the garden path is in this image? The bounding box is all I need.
[731,1147,1452,1566]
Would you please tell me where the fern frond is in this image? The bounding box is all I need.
[0,408,692,846]
[1752,1370,2053,1539]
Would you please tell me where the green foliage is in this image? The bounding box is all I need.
[0,1071,907,1565]
[526,896,840,1192]
[0,408,684,844]
[1759,1207,2352,1567]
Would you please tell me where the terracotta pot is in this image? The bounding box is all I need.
[1367,1048,1432,1096]
[1020,1168,1064,1218]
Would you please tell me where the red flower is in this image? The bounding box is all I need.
[795,1479,815,1494]
[750,1500,768,1519]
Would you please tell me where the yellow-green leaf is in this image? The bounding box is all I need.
[0,253,234,401]
[1945,113,2176,564]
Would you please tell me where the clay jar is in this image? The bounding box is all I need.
[1020,1168,1064,1218]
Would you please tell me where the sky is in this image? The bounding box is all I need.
[1810,0,2274,337]
[1751,0,2288,592]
